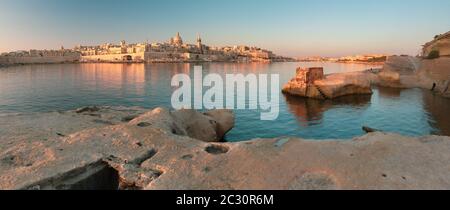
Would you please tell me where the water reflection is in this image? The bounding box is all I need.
[1,62,449,140]
[284,94,371,127]
[377,86,402,98]
[422,90,450,136]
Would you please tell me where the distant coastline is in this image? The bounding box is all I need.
[0,33,297,67]
[0,59,299,69]
[298,60,385,66]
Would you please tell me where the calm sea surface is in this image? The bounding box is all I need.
[1,62,449,141]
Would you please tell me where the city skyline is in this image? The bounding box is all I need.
[1,0,450,57]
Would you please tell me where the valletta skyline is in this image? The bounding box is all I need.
[1,0,450,57]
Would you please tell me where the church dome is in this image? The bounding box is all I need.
[172,32,183,45]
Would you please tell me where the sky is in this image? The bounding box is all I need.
[0,0,449,57]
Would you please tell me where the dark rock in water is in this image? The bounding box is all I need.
[362,126,380,133]
[75,106,100,114]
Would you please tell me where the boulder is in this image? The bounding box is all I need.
[376,55,421,88]
[128,108,235,142]
[283,67,373,99]
[203,109,235,140]
[382,55,420,74]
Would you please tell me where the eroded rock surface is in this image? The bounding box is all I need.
[284,55,450,100]
[282,67,373,99]
[1,107,450,190]
[0,107,235,189]
[377,56,450,98]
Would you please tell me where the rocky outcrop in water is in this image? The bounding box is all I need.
[284,55,450,100]
[375,55,450,98]
[1,107,450,190]
[282,67,373,99]
[376,55,421,88]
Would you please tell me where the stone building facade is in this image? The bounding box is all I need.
[1,33,294,65]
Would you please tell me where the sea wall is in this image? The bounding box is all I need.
[0,54,81,65]
[1,107,450,190]
[80,52,215,62]
[81,52,146,62]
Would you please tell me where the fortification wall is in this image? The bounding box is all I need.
[82,52,145,62]
[144,52,180,60]
[0,54,80,64]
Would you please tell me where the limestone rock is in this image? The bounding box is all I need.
[128,108,235,142]
[283,67,373,99]
[376,56,450,98]
[203,109,235,140]
[383,55,420,74]
[1,107,450,190]
[376,56,421,88]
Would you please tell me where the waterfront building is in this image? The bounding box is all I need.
[1,33,295,64]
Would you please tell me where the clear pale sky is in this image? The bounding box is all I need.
[1,0,449,57]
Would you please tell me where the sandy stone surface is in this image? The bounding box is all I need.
[282,71,373,99]
[1,107,450,190]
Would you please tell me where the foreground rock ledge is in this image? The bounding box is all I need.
[1,107,450,190]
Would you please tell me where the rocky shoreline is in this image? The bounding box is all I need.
[1,106,450,190]
[283,56,450,99]
[1,55,449,190]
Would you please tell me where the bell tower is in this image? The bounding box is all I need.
[197,34,203,54]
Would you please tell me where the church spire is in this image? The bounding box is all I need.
[197,33,202,43]
[197,33,203,54]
